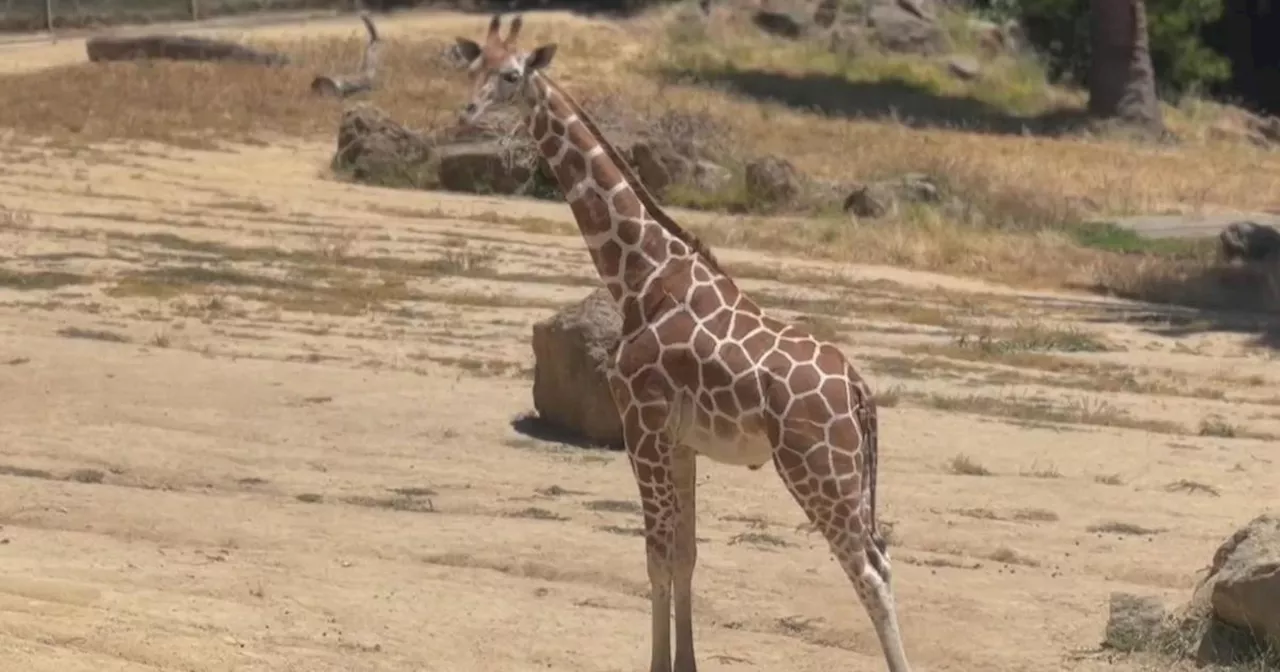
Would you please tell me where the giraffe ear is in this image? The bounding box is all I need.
[525,43,557,71]
[450,37,483,68]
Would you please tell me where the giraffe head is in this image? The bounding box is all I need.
[451,14,558,126]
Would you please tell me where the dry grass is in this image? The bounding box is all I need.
[904,335,1249,402]
[1088,521,1164,536]
[913,390,1184,435]
[0,8,1278,313]
[945,453,992,476]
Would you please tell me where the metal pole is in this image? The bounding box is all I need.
[44,0,53,32]
[190,0,199,21]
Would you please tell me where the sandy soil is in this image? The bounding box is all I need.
[2,13,1280,672]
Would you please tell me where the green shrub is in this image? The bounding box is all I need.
[977,0,1230,97]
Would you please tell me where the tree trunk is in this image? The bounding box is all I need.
[1088,0,1164,131]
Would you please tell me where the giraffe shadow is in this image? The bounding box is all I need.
[659,66,1093,138]
[510,412,625,452]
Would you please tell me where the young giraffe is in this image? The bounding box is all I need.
[451,15,913,672]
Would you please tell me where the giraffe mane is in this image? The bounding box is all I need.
[538,76,725,275]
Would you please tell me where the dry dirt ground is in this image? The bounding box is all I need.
[2,13,1280,672]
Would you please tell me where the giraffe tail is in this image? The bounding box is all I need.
[861,396,887,558]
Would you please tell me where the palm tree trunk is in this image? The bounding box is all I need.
[1088,0,1164,131]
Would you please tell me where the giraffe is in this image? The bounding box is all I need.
[450,15,913,672]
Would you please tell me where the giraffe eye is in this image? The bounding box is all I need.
[500,70,520,83]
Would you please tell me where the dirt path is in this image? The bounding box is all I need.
[1111,212,1280,239]
[2,19,1279,672]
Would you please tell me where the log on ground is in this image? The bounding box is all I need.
[85,34,291,66]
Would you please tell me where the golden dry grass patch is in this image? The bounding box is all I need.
[1,8,1278,315]
[1,8,1275,213]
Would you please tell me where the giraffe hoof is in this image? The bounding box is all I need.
[748,463,764,471]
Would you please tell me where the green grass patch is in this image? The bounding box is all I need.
[1069,221,1212,257]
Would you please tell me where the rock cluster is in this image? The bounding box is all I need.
[1104,514,1280,666]
[333,104,734,201]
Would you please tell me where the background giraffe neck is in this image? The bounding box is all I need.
[522,73,726,302]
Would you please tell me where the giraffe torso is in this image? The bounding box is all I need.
[609,254,875,471]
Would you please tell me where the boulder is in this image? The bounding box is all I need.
[530,288,624,449]
[843,173,944,218]
[1193,514,1280,658]
[745,155,802,205]
[749,0,947,57]
[867,0,949,55]
[630,139,695,195]
[436,141,544,196]
[333,105,434,188]
[752,10,808,39]
[623,138,731,197]
[691,160,733,192]
[947,55,982,81]
[1220,221,1280,264]
[828,24,872,58]
[812,0,838,28]
[844,182,896,219]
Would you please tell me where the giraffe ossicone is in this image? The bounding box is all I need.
[450,15,915,672]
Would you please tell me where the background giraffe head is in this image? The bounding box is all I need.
[450,14,558,126]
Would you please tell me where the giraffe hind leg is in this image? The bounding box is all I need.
[769,451,912,672]
[811,512,911,672]
[845,543,912,672]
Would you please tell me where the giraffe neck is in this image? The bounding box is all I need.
[519,73,708,304]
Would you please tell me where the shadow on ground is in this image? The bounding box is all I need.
[660,66,1093,137]
[1046,264,1280,350]
[510,412,624,451]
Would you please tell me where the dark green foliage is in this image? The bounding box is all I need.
[977,0,1230,96]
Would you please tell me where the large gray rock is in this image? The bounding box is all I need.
[1220,221,1280,264]
[530,288,624,449]
[947,55,983,81]
[750,0,946,56]
[616,134,729,199]
[1193,514,1280,657]
[843,173,945,219]
[745,155,802,206]
[867,0,949,55]
[812,0,838,28]
[630,139,695,196]
[333,105,434,188]
[753,9,808,39]
[827,24,873,58]
[436,141,542,196]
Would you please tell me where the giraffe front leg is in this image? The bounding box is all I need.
[670,443,698,672]
[619,401,699,672]
[624,426,678,672]
[611,355,701,672]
